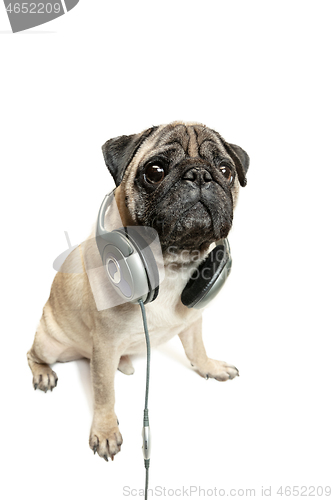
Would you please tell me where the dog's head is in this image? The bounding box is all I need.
[102,122,249,254]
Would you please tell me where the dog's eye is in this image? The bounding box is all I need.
[220,165,233,183]
[144,164,165,184]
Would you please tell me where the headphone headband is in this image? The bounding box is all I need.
[96,190,117,240]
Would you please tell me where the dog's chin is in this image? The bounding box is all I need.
[154,202,230,255]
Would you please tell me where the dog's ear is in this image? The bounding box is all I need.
[102,126,157,186]
[223,142,250,187]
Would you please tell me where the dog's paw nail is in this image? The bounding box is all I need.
[117,419,119,425]
[191,363,194,367]
[44,388,48,393]
[93,445,97,455]
[103,455,108,462]
[34,383,37,390]
[111,454,114,461]
[205,374,209,380]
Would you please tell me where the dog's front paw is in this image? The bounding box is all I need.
[89,424,123,461]
[193,358,239,381]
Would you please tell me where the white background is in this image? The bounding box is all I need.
[1,1,332,499]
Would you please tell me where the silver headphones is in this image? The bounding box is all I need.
[96,191,232,309]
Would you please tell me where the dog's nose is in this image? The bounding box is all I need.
[183,167,212,185]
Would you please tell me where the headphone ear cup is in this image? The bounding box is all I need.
[181,243,231,309]
[117,227,160,304]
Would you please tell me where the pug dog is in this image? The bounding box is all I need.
[27,121,249,461]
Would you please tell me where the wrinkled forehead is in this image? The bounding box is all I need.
[131,123,231,170]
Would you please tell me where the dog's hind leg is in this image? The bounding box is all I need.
[27,330,61,392]
[27,307,76,392]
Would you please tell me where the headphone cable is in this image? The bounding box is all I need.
[138,299,151,500]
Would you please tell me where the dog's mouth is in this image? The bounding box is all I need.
[171,201,213,249]
[175,200,212,231]
[151,200,219,251]
[137,179,234,252]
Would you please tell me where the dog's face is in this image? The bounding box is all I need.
[102,122,249,253]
